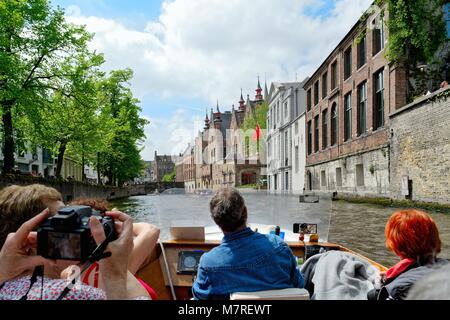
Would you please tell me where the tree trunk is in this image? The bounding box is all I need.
[97,152,102,185]
[81,151,86,182]
[1,32,15,174]
[56,141,67,179]
[1,100,16,174]
[107,171,113,186]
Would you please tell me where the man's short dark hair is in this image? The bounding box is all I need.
[210,188,247,233]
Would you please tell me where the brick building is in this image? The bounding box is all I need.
[221,83,267,188]
[304,4,407,197]
[152,151,176,182]
[175,155,184,183]
[193,80,267,190]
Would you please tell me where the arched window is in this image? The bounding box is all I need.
[331,103,338,146]
[322,109,328,149]
[344,93,352,142]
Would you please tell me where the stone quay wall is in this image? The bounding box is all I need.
[306,146,390,197]
[0,175,145,202]
[390,88,450,204]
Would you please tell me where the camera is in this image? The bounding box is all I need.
[293,223,318,234]
[37,206,117,262]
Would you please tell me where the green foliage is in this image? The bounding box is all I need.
[241,101,269,132]
[382,0,446,66]
[0,0,93,172]
[0,0,148,183]
[96,69,148,186]
[364,0,448,100]
[162,169,176,182]
[240,101,269,157]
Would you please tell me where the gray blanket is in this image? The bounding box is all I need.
[300,251,380,300]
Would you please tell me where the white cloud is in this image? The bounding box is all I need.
[65,0,374,160]
[141,110,204,160]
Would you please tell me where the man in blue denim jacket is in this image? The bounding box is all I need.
[192,188,305,300]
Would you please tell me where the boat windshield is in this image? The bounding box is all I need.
[114,189,333,243]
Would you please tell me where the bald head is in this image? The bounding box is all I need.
[210,188,247,233]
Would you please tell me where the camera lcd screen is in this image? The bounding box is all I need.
[47,232,81,260]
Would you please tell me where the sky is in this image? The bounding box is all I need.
[51,0,374,161]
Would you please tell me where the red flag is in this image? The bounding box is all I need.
[253,123,262,142]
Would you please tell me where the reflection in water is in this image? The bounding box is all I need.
[112,192,450,269]
[330,201,450,268]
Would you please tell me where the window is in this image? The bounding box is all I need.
[331,103,338,146]
[285,172,289,190]
[357,34,367,68]
[331,61,338,90]
[374,69,385,130]
[373,17,385,55]
[295,122,299,135]
[321,171,327,187]
[314,81,319,105]
[322,72,328,98]
[357,82,367,136]
[284,102,288,119]
[43,148,53,164]
[322,109,328,149]
[285,131,289,166]
[245,136,250,159]
[314,116,319,152]
[344,47,352,80]
[336,168,343,187]
[356,164,365,187]
[18,163,29,172]
[17,145,26,158]
[307,89,312,111]
[307,121,312,155]
[295,146,299,173]
[344,92,352,141]
[277,103,280,124]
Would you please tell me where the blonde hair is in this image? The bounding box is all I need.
[0,184,63,247]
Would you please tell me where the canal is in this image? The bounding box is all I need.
[112,191,450,268]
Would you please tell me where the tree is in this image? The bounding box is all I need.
[0,0,93,173]
[241,101,269,132]
[373,0,448,100]
[23,53,105,179]
[96,69,148,186]
[241,101,269,157]
[162,169,176,182]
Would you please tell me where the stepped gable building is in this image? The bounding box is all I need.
[152,151,176,182]
[220,80,268,188]
[194,79,268,190]
[303,3,407,197]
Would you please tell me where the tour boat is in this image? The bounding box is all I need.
[136,224,387,300]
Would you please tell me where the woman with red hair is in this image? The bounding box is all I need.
[368,209,448,300]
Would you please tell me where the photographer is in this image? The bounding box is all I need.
[0,185,158,298]
[0,209,149,300]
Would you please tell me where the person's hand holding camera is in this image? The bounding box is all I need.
[0,210,56,285]
[89,210,134,300]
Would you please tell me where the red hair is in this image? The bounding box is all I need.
[385,210,441,263]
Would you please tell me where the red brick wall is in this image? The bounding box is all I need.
[305,11,406,167]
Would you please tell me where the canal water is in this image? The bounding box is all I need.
[112,191,450,268]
